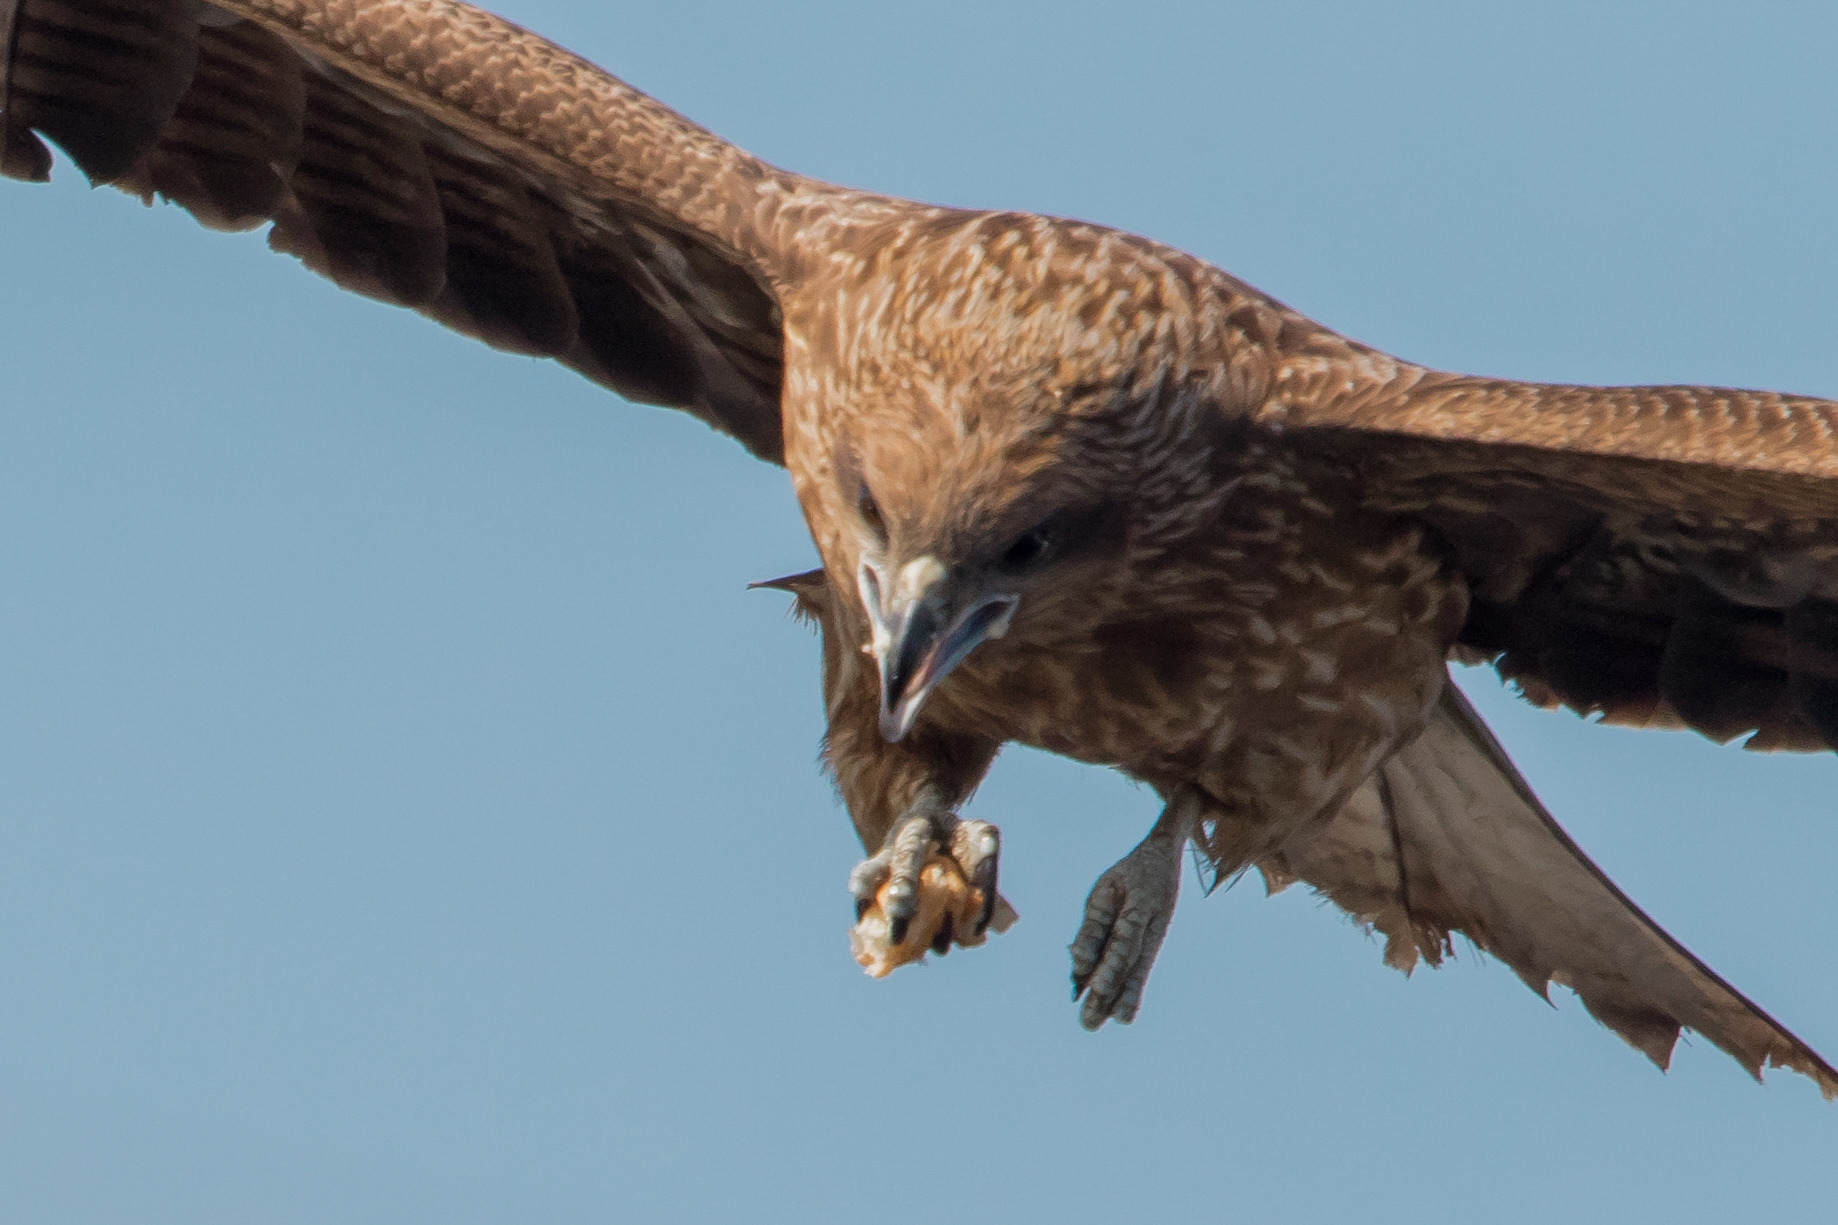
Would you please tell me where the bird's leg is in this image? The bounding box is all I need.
[809,586,1009,964]
[826,691,1009,954]
[1069,787,1202,1028]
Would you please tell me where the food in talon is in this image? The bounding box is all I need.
[851,850,988,978]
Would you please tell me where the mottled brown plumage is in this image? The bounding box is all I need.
[7,0,1838,1097]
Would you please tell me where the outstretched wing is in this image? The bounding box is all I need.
[1265,326,1838,750]
[1259,675,1838,1097]
[1,0,798,460]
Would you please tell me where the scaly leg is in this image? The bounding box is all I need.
[1070,788,1201,1028]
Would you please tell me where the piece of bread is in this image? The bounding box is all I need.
[850,850,988,978]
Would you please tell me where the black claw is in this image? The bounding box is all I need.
[930,913,954,954]
[890,915,910,945]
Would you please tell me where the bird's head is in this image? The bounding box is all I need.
[849,467,1128,741]
[810,365,1211,742]
[785,214,1242,741]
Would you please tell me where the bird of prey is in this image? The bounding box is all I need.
[5,0,1837,1096]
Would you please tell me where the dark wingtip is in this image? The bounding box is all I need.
[748,567,826,594]
[751,567,828,627]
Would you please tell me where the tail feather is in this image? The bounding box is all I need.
[1260,670,1838,1097]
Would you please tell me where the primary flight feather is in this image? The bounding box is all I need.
[5,0,1837,1096]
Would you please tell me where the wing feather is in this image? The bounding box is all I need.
[1265,320,1838,748]
[1,0,805,461]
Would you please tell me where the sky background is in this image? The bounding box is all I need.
[4,2,1838,1221]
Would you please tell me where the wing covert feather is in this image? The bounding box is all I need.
[1271,342,1838,480]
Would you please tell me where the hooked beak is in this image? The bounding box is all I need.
[858,557,1017,742]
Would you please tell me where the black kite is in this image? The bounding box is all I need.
[4,0,1836,1096]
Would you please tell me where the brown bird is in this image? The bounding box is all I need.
[6,0,1838,1095]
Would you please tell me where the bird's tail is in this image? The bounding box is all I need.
[1256,670,1838,1098]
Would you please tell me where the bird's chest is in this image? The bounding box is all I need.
[928,496,1467,819]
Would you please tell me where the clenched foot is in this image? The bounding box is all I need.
[1069,793,1195,1028]
[849,813,1015,976]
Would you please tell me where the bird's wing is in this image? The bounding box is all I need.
[0,0,808,462]
[1257,674,1838,1097]
[1263,326,1838,750]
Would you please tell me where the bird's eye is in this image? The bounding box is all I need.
[858,484,887,542]
[998,527,1051,572]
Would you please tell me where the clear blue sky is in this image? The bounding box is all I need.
[4,3,1836,1221]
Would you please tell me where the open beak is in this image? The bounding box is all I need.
[858,557,1017,742]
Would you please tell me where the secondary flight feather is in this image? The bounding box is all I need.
[5,0,1836,1097]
